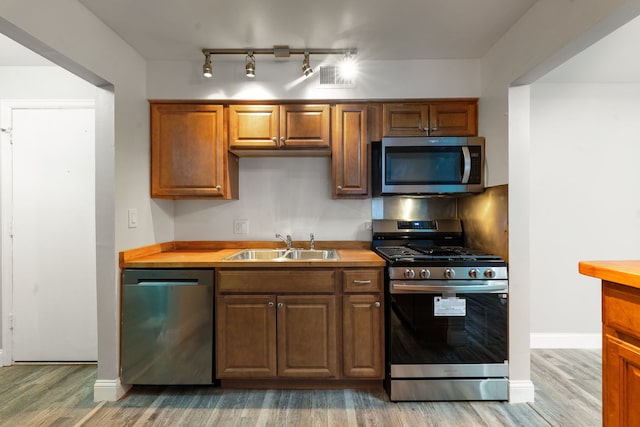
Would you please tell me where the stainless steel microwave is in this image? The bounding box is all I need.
[372,136,485,196]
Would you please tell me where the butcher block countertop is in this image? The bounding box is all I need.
[578,260,640,290]
[120,241,386,269]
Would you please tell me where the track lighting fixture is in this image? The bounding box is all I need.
[202,52,213,78]
[245,52,256,77]
[201,46,357,79]
[302,52,313,77]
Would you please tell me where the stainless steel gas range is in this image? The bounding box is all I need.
[372,219,509,401]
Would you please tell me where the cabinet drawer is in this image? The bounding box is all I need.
[343,269,382,293]
[603,281,640,340]
[217,269,336,293]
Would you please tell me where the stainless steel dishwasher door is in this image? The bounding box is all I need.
[121,269,214,385]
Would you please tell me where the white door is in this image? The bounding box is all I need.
[5,103,97,362]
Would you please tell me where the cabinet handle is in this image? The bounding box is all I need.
[374,302,381,308]
[268,302,274,308]
[277,302,283,309]
[353,280,372,285]
[215,185,221,191]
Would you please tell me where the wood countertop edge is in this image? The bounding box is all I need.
[120,241,384,269]
[579,260,640,290]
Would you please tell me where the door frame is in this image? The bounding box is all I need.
[0,99,95,366]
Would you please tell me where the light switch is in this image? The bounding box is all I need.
[234,219,249,234]
[128,208,138,228]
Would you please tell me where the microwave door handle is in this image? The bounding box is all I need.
[461,146,471,184]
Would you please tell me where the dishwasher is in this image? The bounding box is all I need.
[121,269,215,384]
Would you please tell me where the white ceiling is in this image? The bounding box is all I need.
[76,0,538,61]
[2,0,640,83]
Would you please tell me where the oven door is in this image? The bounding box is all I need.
[388,280,508,370]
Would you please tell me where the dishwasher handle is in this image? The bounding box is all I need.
[128,280,201,287]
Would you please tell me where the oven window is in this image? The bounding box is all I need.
[385,147,462,184]
[388,293,508,365]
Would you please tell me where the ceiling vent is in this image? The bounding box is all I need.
[318,65,354,88]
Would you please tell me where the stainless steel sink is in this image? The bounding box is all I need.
[223,249,289,260]
[224,248,340,261]
[284,249,340,260]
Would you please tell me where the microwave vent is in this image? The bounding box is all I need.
[318,65,354,88]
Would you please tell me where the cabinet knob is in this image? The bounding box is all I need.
[337,185,343,191]
[277,302,283,309]
[272,137,277,142]
[268,302,274,308]
[280,137,286,143]
[374,302,381,308]
[215,185,221,191]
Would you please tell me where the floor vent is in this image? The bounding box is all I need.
[318,65,354,88]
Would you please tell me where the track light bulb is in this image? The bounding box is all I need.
[302,52,313,77]
[202,52,213,78]
[245,53,256,78]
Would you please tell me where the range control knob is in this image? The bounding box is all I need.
[484,269,496,279]
[469,268,479,278]
[419,269,430,279]
[444,268,455,279]
[404,269,415,279]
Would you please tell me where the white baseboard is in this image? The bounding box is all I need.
[530,333,602,349]
[509,380,535,403]
[93,379,131,402]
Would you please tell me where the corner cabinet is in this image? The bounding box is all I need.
[150,103,238,199]
[382,100,478,137]
[228,104,330,156]
[332,104,369,198]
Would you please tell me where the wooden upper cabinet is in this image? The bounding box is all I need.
[383,100,478,137]
[332,104,368,198]
[228,105,279,149]
[229,104,330,155]
[150,103,238,199]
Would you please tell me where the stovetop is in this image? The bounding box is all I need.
[376,245,503,262]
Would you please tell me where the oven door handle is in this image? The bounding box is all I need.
[390,281,508,294]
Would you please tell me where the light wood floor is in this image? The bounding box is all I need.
[0,349,601,426]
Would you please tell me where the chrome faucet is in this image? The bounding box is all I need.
[276,233,292,249]
[309,233,315,250]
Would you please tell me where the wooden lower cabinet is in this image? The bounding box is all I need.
[216,295,277,378]
[602,281,640,426]
[215,267,384,383]
[277,295,337,377]
[343,294,383,378]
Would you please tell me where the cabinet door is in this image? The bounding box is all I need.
[604,333,640,426]
[216,295,277,378]
[151,103,230,198]
[332,104,368,198]
[280,104,330,149]
[343,294,383,378]
[382,103,429,136]
[277,295,337,378]
[229,105,279,149]
[428,102,477,136]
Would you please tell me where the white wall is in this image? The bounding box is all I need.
[481,0,640,402]
[0,0,167,400]
[529,82,640,339]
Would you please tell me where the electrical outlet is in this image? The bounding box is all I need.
[128,208,138,228]
[364,221,373,231]
[234,219,249,234]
